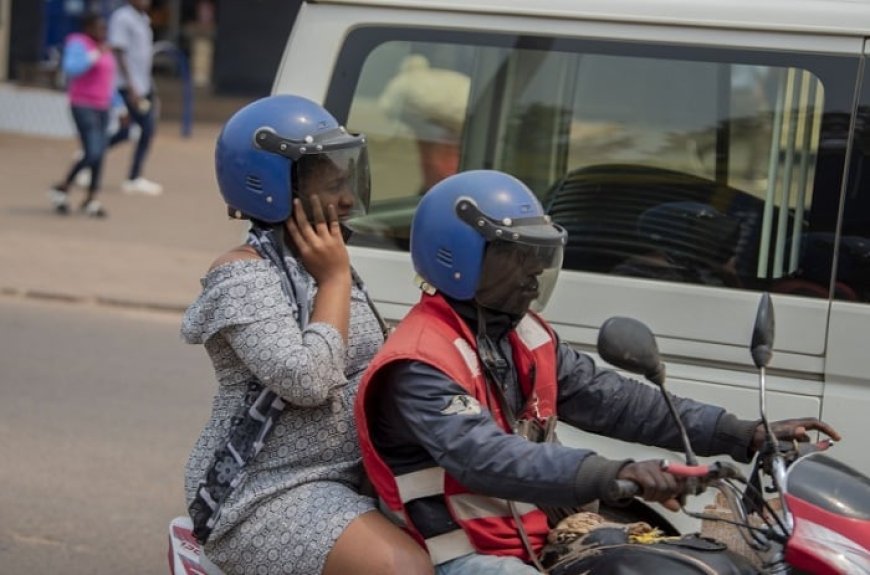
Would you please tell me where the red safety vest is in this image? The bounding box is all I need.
[356,293,559,564]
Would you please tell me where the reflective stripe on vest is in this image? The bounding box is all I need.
[426,529,477,565]
[391,468,542,564]
[450,494,539,522]
[515,315,552,351]
[395,466,445,502]
[394,466,475,563]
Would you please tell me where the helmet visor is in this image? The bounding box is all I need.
[294,147,371,225]
[475,239,564,316]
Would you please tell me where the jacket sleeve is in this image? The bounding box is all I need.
[372,360,628,507]
[554,338,758,462]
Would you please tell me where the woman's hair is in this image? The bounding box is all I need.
[80,11,104,33]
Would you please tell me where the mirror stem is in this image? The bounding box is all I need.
[758,366,779,456]
[659,378,699,467]
[758,365,793,531]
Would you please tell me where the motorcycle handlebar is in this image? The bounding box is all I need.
[606,460,745,504]
[662,461,710,477]
[606,479,640,504]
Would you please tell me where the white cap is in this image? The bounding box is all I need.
[378,55,471,143]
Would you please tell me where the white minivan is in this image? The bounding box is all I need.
[272,0,870,500]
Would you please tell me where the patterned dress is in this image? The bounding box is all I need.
[182,257,384,575]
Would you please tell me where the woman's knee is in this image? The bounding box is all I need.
[324,511,434,575]
[379,543,434,575]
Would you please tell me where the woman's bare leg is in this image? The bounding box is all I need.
[323,510,434,575]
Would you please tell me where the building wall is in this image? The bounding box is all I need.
[212,0,302,96]
[0,0,10,80]
[8,0,44,81]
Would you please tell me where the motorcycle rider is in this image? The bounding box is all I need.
[354,169,840,574]
[182,94,433,575]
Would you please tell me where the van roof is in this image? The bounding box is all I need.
[312,0,870,37]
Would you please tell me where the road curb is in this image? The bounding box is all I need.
[1,286,187,314]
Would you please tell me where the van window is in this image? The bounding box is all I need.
[328,29,858,300]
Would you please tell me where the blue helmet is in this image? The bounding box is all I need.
[411,170,567,314]
[215,94,370,224]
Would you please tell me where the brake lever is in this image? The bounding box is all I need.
[768,438,833,469]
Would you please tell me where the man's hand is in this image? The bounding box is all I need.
[752,418,841,452]
[616,460,684,512]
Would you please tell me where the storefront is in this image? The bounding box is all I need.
[5,0,299,96]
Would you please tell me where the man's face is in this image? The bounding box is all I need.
[475,241,547,316]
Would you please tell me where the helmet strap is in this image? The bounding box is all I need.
[248,222,309,327]
[475,305,510,390]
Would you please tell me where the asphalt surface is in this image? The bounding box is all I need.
[0,296,216,575]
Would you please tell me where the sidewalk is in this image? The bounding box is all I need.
[0,120,250,313]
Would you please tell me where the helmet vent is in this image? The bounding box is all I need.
[245,175,264,192]
[436,248,454,267]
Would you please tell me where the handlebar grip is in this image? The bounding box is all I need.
[662,461,711,478]
[605,479,640,505]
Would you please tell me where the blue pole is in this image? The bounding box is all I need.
[152,41,193,138]
[177,50,193,138]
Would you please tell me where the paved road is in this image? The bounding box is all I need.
[0,296,214,575]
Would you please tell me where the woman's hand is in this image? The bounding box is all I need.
[752,418,841,452]
[286,195,351,285]
[286,195,352,342]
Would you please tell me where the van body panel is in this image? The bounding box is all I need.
[274,0,870,485]
[310,0,870,38]
[546,272,830,357]
[283,2,865,56]
[823,303,870,472]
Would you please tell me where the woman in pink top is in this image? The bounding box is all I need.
[49,12,118,217]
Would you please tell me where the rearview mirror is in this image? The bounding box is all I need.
[597,316,665,386]
[751,293,775,369]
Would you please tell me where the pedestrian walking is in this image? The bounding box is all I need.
[106,0,163,196]
[49,12,116,218]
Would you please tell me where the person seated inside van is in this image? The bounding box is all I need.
[612,201,742,287]
[378,54,470,195]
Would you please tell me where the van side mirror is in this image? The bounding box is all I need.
[597,316,665,386]
[751,293,775,369]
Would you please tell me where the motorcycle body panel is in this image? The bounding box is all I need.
[546,533,757,575]
[784,453,870,573]
[168,516,224,575]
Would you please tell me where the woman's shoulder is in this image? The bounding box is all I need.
[208,245,261,272]
[197,245,289,296]
[181,250,293,344]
